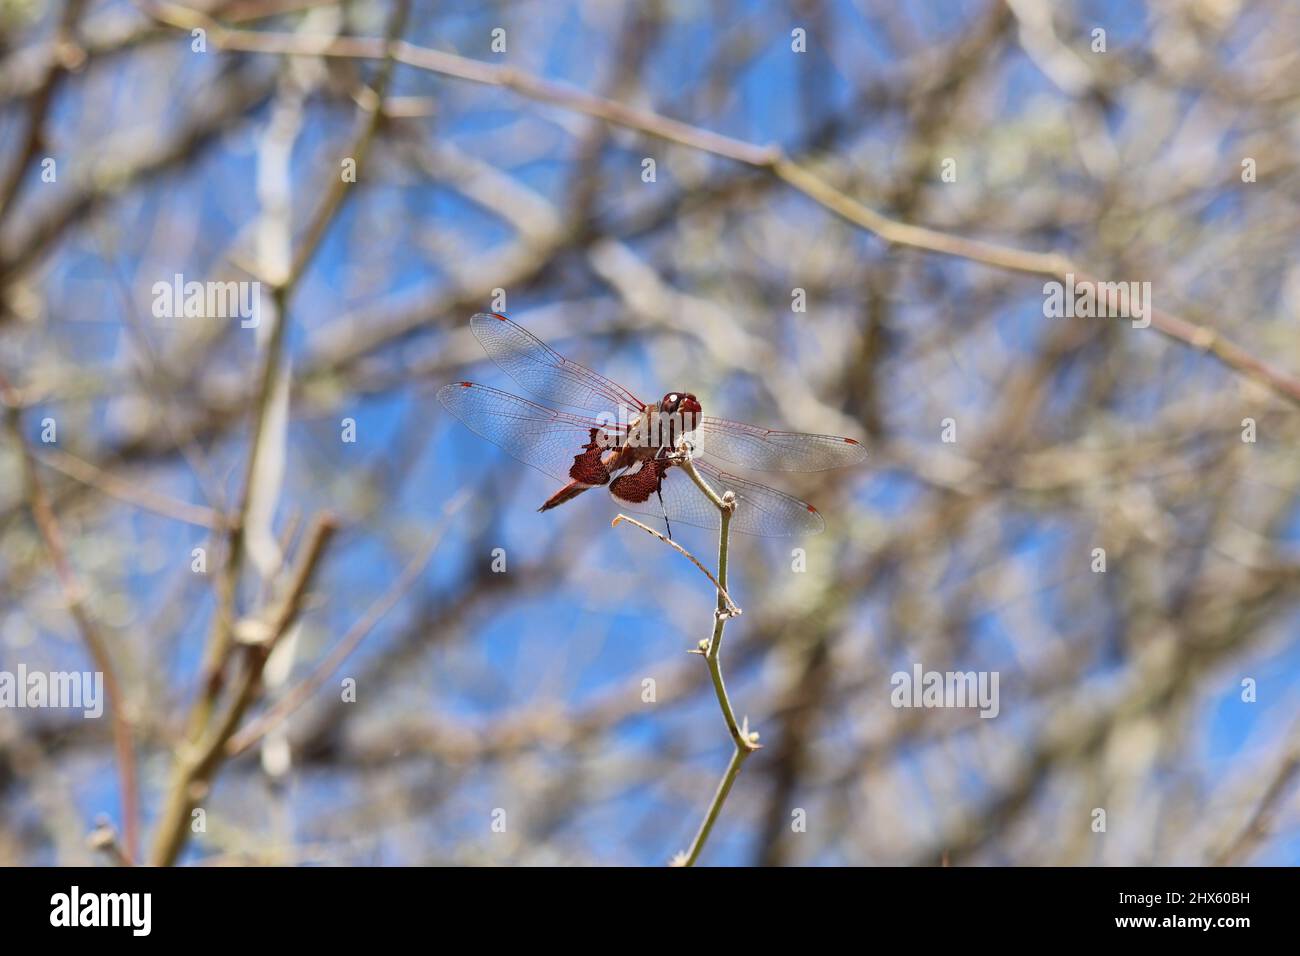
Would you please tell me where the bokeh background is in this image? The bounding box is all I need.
[2,0,1299,866]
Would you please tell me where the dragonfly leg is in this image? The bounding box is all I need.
[652,445,675,539]
[656,484,673,540]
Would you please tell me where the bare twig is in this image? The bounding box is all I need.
[1212,717,1300,866]
[611,513,741,618]
[670,461,760,867]
[226,489,470,757]
[33,447,222,529]
[149,512,337,866]
[87,818,133,867]
[0,0,87,226]
[0,374,141,862]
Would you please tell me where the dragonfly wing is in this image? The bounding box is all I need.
[470,312,646,415]
[694,462,826,536]
[611,458,825,537]
[697,416,868,471]
[438,382,619,484]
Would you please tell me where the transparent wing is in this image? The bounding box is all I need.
[696,417,867,471]
[614,459,826,537]
[470,312,646,415]
[438,382,620,483]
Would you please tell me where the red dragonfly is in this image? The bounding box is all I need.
[439,313,867,536]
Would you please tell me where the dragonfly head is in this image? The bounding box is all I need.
[660,391,702,431]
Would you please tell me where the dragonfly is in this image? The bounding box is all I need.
[438,313,867,537]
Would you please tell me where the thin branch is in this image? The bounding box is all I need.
[671,461,760,868]
[0,375,141,862]
[141,2,1300,408]
[0,66,274,289]
[1212,718,1300,866]
[92,222,229,515]
[0,0,87,226]
[673,743,749,868]
[149,511,338,866]
[186,0,409,740]
[226,489,470,757]
[150,0,408,869]
[611,513,741,618]
[87,818,133,867]
[33,447,222,529]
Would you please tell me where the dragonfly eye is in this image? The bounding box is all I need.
[678,393,702,426]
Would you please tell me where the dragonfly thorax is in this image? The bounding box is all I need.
[619,393,702,451]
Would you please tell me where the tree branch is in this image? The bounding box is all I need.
[670,461,760,867]
[149,511,337,866]
[0,374,141,862]
[142,3,1300,408]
